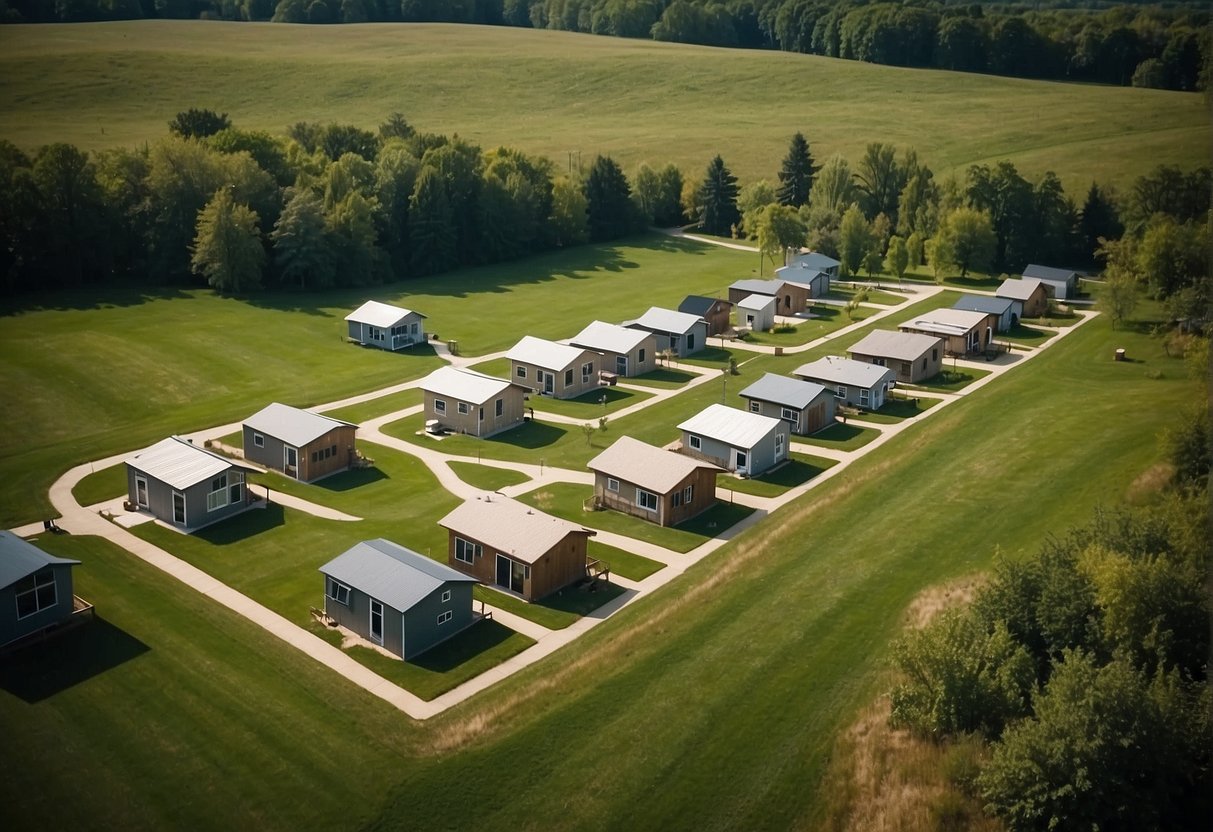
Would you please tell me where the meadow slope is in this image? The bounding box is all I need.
[0,21,1208,190]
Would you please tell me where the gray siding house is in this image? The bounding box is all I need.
[320,539,478,661]
[788,250,841,282]
[794,356,897,410]
[848,330,943,384]
[774,261,831,297]
[345,300,427,350]
[625,307,708,357]
[953,295,1016,332]
[568,321,658,377]
[126,436,257,532]
[738,372,836,435]
[1022,264,1080,300]
[678,403,789,476]
[736,294,777,332]
[0,531,83,648]
[243,403,357,483]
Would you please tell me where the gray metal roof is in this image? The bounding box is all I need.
[568,321,652,355]
[738,372,830,410]
[244,403,354,447]
[677,403,783,449]
[626,307,703,336]
[344,300,425,328]
[848,330,942,362]
[794,356,896,388]
[318,538,475,614]
[790,251,841,270]
[126,436,252,491]
[1022,264,1079,283]
[420,366,518,405]
[997,277,1046,301]
[730,278,782,295]
[506,335,592,371]
[439,495,594,565]
[774,262,826,283]
[900,308,991,337]
[588,436,721,493]
[953,295,1015,316]
[736,293,776,312]
[678,295,729,316]
[0,531,79,590]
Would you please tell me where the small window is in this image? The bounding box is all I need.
[457,401,470,415]
[516,365,527,379]
[636,489,658,512]
[437,610,453,625]
[689,434,702,450]
[327,578,351,606]
[780,407,797,422]
[564,368,574,386]
[607,477,619,493]
[311,451,319,463]
[582,361,594,380]
[331,444,337,456]
[673,490,682,508]
[860,388,870,406]
[252,432,264,448]
[687,333,696,350]
[931,348,938,361]
[683,484,693,503]
[749,400,760,413]
[495,398,503,417]
[434,399,446,414]
[14,568,57,620]
[834,385,847,399]
[441,590,451,603]
[455,537,481,564]
[638,348,646,362]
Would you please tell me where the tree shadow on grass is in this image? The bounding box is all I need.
[539,580,626,618]
[811,422,870,444]
[315,467,388,492]
[0,283,195,316]
[194,503,286,546]
[0,616,150,703]
[489,420,568,450]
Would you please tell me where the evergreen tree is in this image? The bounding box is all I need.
[584,155,635,242]
[190,186,264,293]
[776,132,818,208]
[407,166,456,275]
[698,155,739,237]
[1079,183,1123,263]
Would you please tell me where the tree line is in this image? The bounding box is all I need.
[885,408,1210,830]
[4,0,1209,93]
[2,113,1208,302]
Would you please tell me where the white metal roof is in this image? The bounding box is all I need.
[126,436,250,491]
[790,251,841,270]
[996,277,1046,301]
[420,366,518,405]
[900,308,991,337]
[627,307,703,336]
[0,530,79,590]
[849,330,943,362]
[737,293,776,312]
[568,320,652,355]
[677,403,783,450]
[588,436,721,493]
[506,335,591,371]
[794,355,897,388]
[738,372,830,410]
[344,300,424,329]
[319,538,475,613]
[243,403,354,447]
[438,495,594,565]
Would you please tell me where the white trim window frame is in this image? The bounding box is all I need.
[688,434,702,451]
[581,361,594,381]
[327,578,351,606]
[516,365,527,379]
[434,398,446,414]
[206,473,230,512]
[749,400,761,413]
[775,432,787,459]
[454,537,481,564]
[780,406,799,431]
[682,484,693,504]
[134,474,149,508]
[252,432,264,448]
[635,488,658,512]
[457,401,470,415]
[859,388,870,407]
[606,477,620,493]
[441,590,451,603]
[834,385,847,400]
[437,610,453,625]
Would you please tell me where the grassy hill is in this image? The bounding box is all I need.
[0,21,1207,190]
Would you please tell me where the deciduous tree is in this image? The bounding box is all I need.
[191,186,264,293]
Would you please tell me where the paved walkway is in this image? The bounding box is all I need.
[19,275,1099,721]
[249,484,361,522]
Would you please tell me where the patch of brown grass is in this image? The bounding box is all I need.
[901,575,985,630]
[1124,462,1176,505]
[815,698,1001,832]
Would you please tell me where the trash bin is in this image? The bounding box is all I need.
[447,340,459,356]
[1115,348,1126,362]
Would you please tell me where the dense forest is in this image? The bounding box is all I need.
[2,1,1209,92]
[1,111,1209,318]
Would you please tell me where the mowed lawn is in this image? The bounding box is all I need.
[1,301,1199,828]
[0,235,752,526]
[0,22,1208,191]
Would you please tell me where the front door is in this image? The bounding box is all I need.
[135,476,149,507]
[369,599,384,644]
[284,446,298,478]
[734,449,748,473]
[495,554,526,594]
[172,491,186,526]
[616,355,627,375]
[495,554,511,589]
[542,371,554,395]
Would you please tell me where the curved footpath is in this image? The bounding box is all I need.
[16,283,1098,719]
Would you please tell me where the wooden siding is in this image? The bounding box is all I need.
[743,393,836,436]
[424,387,526,438]
[849,345,942,384]
[701,302,732,336]
[445,529,590,602]
[727,283,810,314]
[592,466,717,527]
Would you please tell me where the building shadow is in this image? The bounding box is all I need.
[0,616,150,704]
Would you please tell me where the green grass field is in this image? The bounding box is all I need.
[3,299,1196,830]
[0,22,1206,191]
